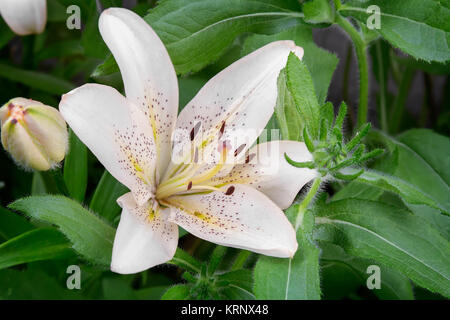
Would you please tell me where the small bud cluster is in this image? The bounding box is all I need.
[285,102,383,181]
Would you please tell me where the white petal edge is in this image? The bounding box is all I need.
[175,41,304,165]
[167,184,298,258]
[99,8,179,180]
[59,83,157,206]
[212,141,318,209]
[0,0,46,35]
[111,193,178,274]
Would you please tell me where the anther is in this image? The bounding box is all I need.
[234,144,246,157]
[245,153,256,164]
[190,121,202,141]
[225,186,235,195]
[187,181,192,190]
[218,121,226,138]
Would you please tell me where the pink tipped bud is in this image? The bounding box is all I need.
[0,98,68,171]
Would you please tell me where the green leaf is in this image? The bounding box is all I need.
[94,0,304,77]
[161,284,192,300]
[303,0,334,24]
[285,53,321,138]
[0,62,75,95]
[216,269,255,300]
[168,248,202,274]
[340,0,450,62]
[0,268,83,299]
[64,130,88,203]
[89,170,128,223]
[342,169,450,215]
[396,129,450,186]
[315,199,450,297]
[254,205,321,299]
[0,228,73,270]
[242,25,338,105]
[320,243,414,300]
[9,195,116,266]
[146,0,304,74]
[334,129,450,215]
[273,69,302,140]
[102,277,138,300]
[376,130,450,215]
[0,207,33,241]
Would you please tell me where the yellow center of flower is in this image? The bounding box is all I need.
[155,140,229,200]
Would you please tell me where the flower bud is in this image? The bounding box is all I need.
[0,98,68,171]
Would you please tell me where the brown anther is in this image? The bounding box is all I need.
[225,186,235,195]
[11,118,18,125]
[190,122,202,141]
[234,144,246,157]
[218,121,226,138]
[187,181,192,190]
[245,153,256,164]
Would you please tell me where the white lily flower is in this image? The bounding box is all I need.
[60,8,318,274]
[0,0,46,36]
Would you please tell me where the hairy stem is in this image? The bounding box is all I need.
[375,41,388,132]
[295,177,322,231]
[335,14,369,129]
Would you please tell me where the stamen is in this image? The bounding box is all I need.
[218,140,231,154]
[187,181,192,190]
[193,147,199,163]
[218,121,226,138]
[245,153,256,164]
[234,144,246,157]
[190,121,202,141]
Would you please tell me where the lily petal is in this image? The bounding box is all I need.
[59,84,156,205]
[112,193,178,274]
[212,141,318,209]
[0,0,46,36]
[175,41,303,164]
[167,184,298,257]
[99,8,179,180]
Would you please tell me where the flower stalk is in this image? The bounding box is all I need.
[334,12,370,129]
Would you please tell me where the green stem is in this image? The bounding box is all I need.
[294,177,322,231]
[375,41,388,133]
[231,250,252,271]
[390,67,414,133]
[40,169,69,196]
[342,44,355,128]
[335,14,369,129]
